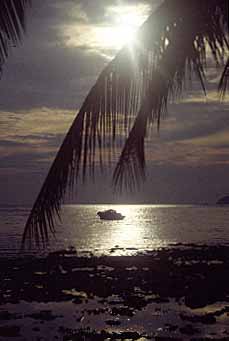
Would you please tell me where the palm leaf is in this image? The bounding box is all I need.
[219,57,229,97]
[22,0,229,248]
[0,0,30,72]
[115,0,229,191]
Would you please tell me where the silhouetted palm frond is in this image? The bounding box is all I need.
[219,57,229,96]
[114,0,228,185]
[0,0,30,72]
[23,0,229,248]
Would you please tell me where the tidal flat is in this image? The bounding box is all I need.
[0,245,229,340]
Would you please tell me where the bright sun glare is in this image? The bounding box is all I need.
[65,4,150,57]
[95,5,149,50]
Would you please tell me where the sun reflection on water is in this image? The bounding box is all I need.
[98,205,155,254]
[57,204,215,256]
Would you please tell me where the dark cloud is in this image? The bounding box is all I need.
[0,0,156,111]
[0,44,106,111]
[159,101,229,143]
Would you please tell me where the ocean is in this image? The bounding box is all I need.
[1,204,229,257]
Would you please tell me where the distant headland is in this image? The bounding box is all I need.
[216,196,229,205]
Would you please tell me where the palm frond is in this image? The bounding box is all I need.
[219,57,229,97]
[22,0,229,248]
[0,0,30,71]
[113,110,147,192]
[114,0,229,190]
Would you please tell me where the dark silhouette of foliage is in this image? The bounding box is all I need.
[219,57,229,96]
[22,0,229,248]
[0,0,30,73]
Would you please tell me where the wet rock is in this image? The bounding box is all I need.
[180,312,216,324]
[0,325,21,337]
[85,307,109,315]
[154,336,183,341]
[165,323,178,332]
[111,306,135,317]
[72,296,84,304]
[2,245,229,339]
[191,334,228,341]
[150,296,170,304]
[123,294,148,310]
[27,310,62,321]
[105,319,121,326]
[61,328,142,341]
[180,324,200,335]
[0,311,21,320]
[185,291,214,309]
[117,331,142,339]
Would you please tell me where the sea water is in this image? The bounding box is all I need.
[0,204,229,256]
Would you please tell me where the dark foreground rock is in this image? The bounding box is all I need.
[0,245,229,340]
[1,245,229,309]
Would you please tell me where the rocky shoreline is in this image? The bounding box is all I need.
[0,245,229,340]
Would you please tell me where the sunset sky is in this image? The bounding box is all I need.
[1,0,229,206]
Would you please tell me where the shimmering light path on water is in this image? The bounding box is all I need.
[1,205,229,256]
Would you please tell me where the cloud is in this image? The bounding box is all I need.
[61,1,153,58]
[1,94,229,179]
[70,0,156,24]
[0,44,107,111]
[0,0,155,111]
[0,108,75,169]
[0,108,75,138]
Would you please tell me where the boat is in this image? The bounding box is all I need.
[97,209,125,220]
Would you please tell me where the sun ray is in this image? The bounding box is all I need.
[96,4,150,50]
[64,4,151,55]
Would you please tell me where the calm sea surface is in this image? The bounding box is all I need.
[0,204,229,256]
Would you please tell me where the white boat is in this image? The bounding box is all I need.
[97,209,125,220]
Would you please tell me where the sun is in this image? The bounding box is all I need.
[95,5,150,50]
[64,4,150,57]
[97,25,137,50]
